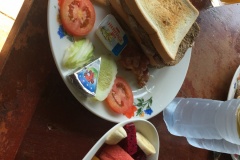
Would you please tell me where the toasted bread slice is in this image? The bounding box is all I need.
[124,0,199,63]
[109,0,165,67]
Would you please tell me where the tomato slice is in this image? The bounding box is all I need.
[60,0,96,37]
[105,77,134,114]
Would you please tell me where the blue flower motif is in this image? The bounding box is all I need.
[144,107,153,115]
[57,25,66,38]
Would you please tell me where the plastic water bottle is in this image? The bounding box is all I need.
[163,98,240,144]
[215,99,240,145]
[163,98,223,139]
[187,138,240,155]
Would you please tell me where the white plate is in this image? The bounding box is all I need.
[227,65,240,160]
[83,118,159,160]
[47,0,191,123]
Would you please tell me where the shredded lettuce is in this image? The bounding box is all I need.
[62,39,94,69]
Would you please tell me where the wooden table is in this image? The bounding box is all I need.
[0,0,240,159]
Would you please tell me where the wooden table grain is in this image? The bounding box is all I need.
[0,0,239,159]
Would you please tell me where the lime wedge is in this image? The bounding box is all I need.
[95,55,118,101]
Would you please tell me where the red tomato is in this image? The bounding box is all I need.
[105,77,134,114]
[124,105,137,119]
[60,0,96,37]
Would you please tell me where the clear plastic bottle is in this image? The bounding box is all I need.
[187,138,240,155]
[163,98,240,144]
[215,99,240,145]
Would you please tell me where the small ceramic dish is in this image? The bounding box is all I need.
[83,118,159,160]
[227,65,240,100]
[227,65,240,160]
[232,154,240,160]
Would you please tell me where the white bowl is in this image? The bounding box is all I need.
[228,65,240,160]
[227,65,240,100]
[83,118,160,160]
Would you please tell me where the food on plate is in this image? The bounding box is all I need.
[233,72,240,143]
[105,126,127,145]
[99,144,134,160]
[121,122,138,155]
[62,38,94,69]
[59,0,96,37]
[234,74,240,98]
[108,0,200,67]
[68,58,101,96]
[91,0,110,6]
[67,55,118,99]
[93,122,156,159]
[96,14,128,56]
[132,148,147,160]
[91,156,100,160]
[96,13,149,87]
[95,55,118,101]
[105,77,133,114]
[119,43,150,87]
[136,132,156,156]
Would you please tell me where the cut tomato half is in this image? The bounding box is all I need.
[105,77,134,114]
[60,0,96,37]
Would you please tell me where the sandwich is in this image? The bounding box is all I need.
[108,0,200,68]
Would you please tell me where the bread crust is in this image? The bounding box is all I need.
[109,0,200,68]
[109,0,165,67]
[124,0,199,62]
[165,22,200,65]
